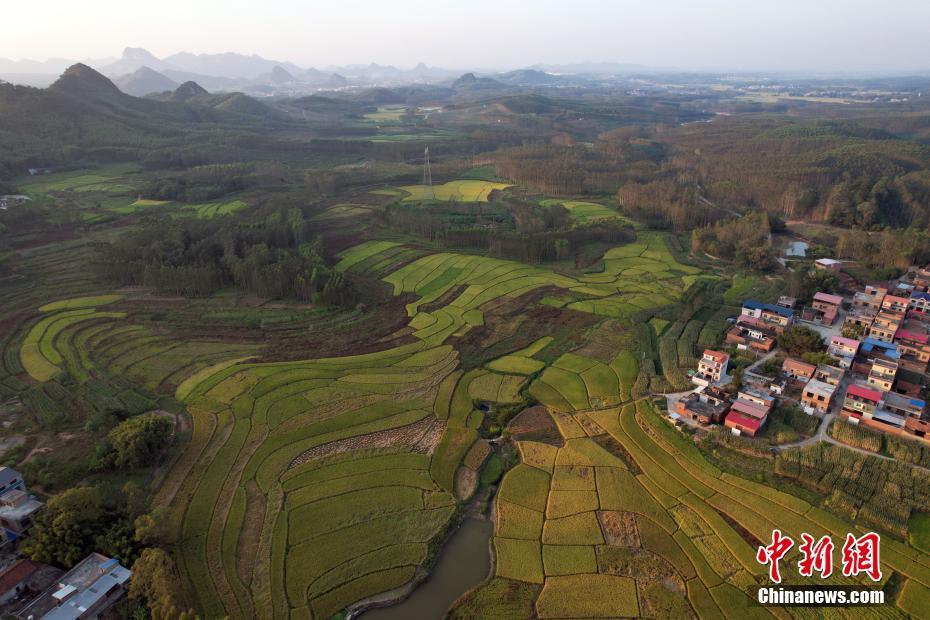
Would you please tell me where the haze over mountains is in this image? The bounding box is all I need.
[1,46,702,98]
[0,47,472,95]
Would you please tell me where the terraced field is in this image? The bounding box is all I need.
[389,180,513,202]
[483,397,930,618]
[539,198,638,226]
[145,232,714,617]
[12,229,925,618]
[17,165,138,194]
[183,200,250,218]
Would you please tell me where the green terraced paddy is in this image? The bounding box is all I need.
[380,180,513,202]
[148,232,710,617]
[539,198,638,226]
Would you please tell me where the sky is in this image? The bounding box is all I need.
[4,0,930,73]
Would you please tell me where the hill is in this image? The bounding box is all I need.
[171,81,210,101]
[114,66,179,97]
[0,64,279,177]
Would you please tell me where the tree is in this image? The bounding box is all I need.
[22,487,105,567]
[778,325,825,357]
[100,414,173,470]
[95,520,137,566]
[843,324,865,339]
[129,548,198,620]
[801,351,837,366]
[134,507,170,546]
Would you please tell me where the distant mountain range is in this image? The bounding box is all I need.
[0,47,594,96]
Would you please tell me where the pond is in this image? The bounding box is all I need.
[784,240,809,257]
[359,518,493,619]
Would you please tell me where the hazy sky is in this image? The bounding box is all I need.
[5,0,930,72]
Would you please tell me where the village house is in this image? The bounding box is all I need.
[777,296,797,310]
[783,358,816,383]
[692,350,729,387]
[908,291,930,319]
[814,364,844,386]
[866,357,898,392]
[802,292,843,325]
[724,391,773,437]
[880,392,925,426]
[852,285,887,314]
[0,560,62,610]
[842,384,883,420]
[801,378,837,415]
[0,468,42,547]
[912,266,930,292]
[827,335,860,368]
[893,326,930,373]
[843,390,928,439]
[867,310,904,343]
[883,294,911,314]
[725,318,777,353]
[737,387,775,410]
[740,300,793,332]
[0,491,43,546]
[844,308,875,335]
[767,377,787,396]
[859,337,899,362]
[17,554,131,620]
[815,258,843,272]
[676,386,731,425]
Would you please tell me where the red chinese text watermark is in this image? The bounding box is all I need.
[757,530,882,584]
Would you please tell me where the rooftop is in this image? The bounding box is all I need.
[829,335,860,350]
[861,338,900,358]
[816,258,842,266]
[725,411,763,432]
[896,329,928,345]
[813,291,844,306]
[816,364,844,380]
[19,553,131,620]
[730,398,770,419]
[702,350,728,364]
[743,300,794,318]
[847,384,883,402]
[803,379,837,399]
[0,559,37,594]
[0,491,42,522]
[0,467,22,490]
[783,358,816,373]
[882,391,926,412]
[680,393,730,418]
[884,294,911,306]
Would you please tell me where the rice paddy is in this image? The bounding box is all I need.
[132,232,704,617]
[17,165,139,194]
[539,198,638,226]
[387,180,513,202]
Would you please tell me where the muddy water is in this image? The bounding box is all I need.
[360,518,493,620]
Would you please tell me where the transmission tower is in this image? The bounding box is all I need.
[423,146,434,198]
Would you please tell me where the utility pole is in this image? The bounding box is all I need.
[423,146,434,199]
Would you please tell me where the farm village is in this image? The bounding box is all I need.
[3,56,930,620]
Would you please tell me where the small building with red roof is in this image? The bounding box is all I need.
[724,390,773,437]
[783,358,816,383]
[842,384,883,420]
[806,292,843,325]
